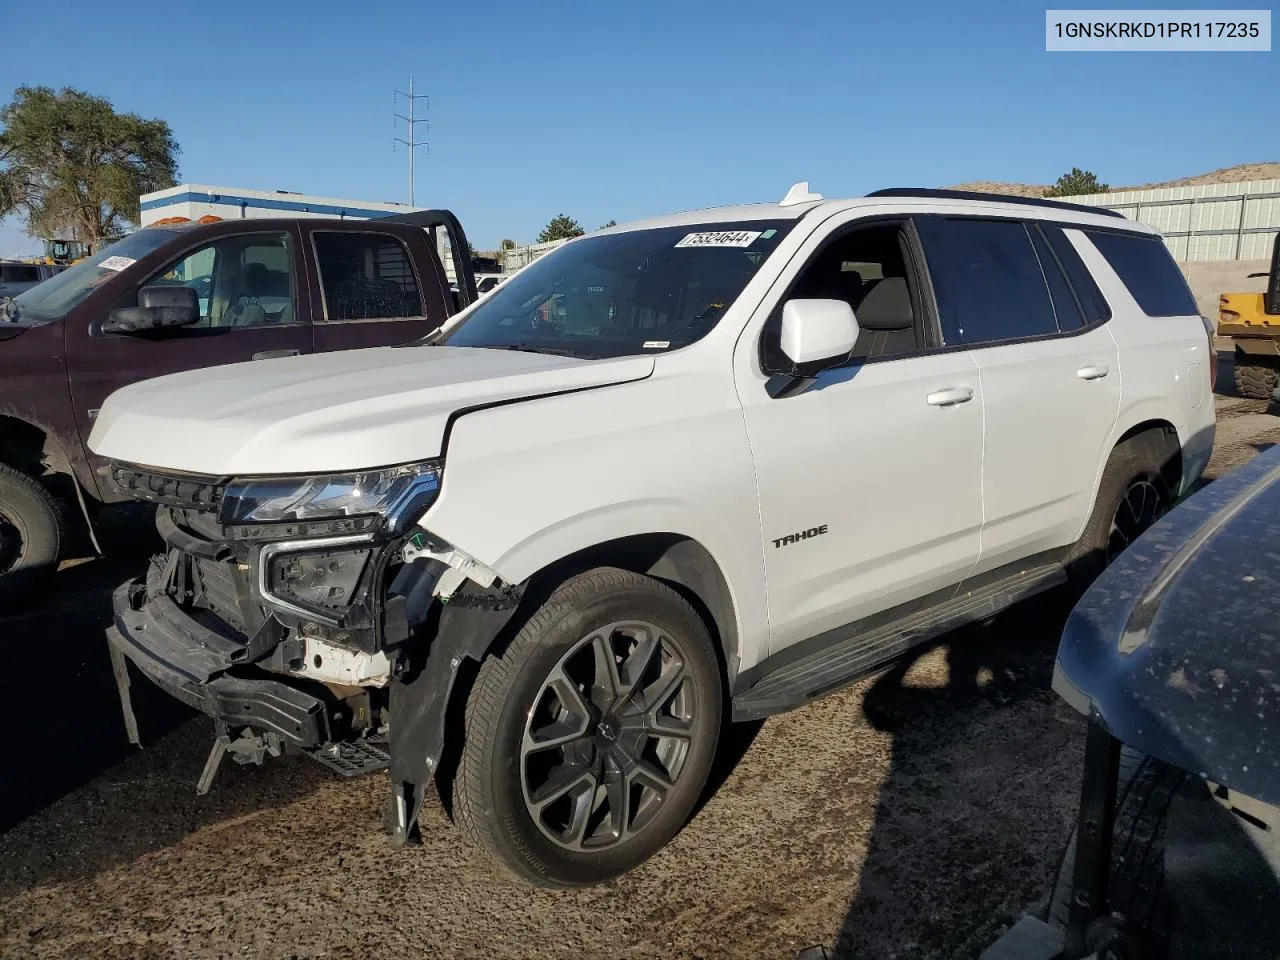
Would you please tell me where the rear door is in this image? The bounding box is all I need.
[65,224,312,484]
[914,216,1121,573]
[304,224,452,352]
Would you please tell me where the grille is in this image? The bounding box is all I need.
[110,463,224,512]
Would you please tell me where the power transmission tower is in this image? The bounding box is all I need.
[393,76,429,206]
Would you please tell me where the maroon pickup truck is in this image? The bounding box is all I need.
[0,210,475,609]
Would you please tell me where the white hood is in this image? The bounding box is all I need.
[88,346,654,475]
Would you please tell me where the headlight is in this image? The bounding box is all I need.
[219,460,442,531]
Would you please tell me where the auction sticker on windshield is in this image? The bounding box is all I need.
[675,231,762,248]
[99,256,136,272]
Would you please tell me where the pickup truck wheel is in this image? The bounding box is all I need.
[1068,431,1172,587]
[454,567,723,888]
[0,464,63,612]
[1233,355,1279,400]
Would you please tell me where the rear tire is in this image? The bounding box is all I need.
[453,567,723,888]
[0,464,63,614]
[1068,430,1174,587]
[1233,355,1279,400]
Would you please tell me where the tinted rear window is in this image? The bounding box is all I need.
[1086,230,1196,317]
[1028,226,1085,330]
[1042,227,1110,325]
[917,217,1057,346]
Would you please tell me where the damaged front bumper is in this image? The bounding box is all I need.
[104,481,524,842]
[108,580,338,751]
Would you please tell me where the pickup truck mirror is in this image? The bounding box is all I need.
[101,285,201,335]
[779,299,860,367]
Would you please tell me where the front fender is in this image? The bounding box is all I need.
[418,373,772,672]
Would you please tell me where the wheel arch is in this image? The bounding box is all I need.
[513,533,741,684]
[1074,416,1185,547]
[0,414,73,478]
[425,532,742,827]
[0,414,96,538]
[1112,417,1183,495]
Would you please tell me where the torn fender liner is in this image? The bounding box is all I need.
[388,581,525,845]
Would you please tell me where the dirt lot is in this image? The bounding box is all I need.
[2,354,1278,960]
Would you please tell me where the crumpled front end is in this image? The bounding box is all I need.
[105,460,524,837]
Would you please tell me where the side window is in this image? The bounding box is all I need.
[313,232,424,321]
[760,222,921,371]
[916,218,1057,346]
[1043,226,1110,325]
[1028,225,1085,330]
[148,233,296,328]
[1085,230,1197,317]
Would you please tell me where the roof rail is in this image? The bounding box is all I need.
[865,187,1126,219]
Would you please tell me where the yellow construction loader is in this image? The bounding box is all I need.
[1220,233,1280,399]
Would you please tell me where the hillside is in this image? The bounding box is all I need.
[946,162,1280,198]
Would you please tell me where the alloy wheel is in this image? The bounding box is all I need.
[520,620,695,852]
[1107,478,1164,563]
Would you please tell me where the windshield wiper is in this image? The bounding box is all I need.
[487,343,587,358]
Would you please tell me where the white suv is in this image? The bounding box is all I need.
[90,184,1216,888]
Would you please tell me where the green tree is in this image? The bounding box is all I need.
[537,214,584,243]
[1043,167,1110,198]
[599,219,617,229]
[0,86,179,250]
[498,238,516,251]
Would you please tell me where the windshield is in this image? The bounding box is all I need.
[436,220,795,358]
[9,230,176,323]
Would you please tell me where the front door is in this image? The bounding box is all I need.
[66,226,312,487]
[736,217,985,655]
[305,225,451,352]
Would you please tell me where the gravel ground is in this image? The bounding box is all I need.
[1,358,1276,960]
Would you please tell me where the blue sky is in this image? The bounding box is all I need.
[1,0,1276,255]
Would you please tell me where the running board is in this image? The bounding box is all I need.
[731,562,1066,720]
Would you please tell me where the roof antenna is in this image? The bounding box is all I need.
[779,181,823,207]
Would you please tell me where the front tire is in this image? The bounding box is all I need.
[0,464,63,614]
[454,567,723,888]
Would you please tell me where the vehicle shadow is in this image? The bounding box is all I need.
[0,505,329,894]
[826,590,1085,959]
[1217,345,1239,399]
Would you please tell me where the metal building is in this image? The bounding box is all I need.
[1070,178,1280,262]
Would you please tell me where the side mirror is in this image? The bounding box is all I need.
[779,299,860,368]
[100,284,200,335]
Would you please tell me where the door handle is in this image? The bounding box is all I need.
[1077,364,1110,381]
[252,349,300,360]
[926,386,974,407]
